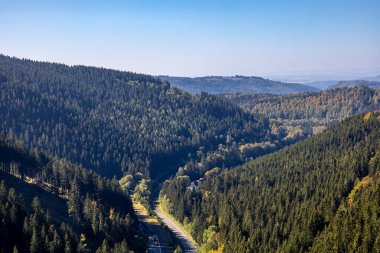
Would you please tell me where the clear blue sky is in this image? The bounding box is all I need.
[1,0,379,80]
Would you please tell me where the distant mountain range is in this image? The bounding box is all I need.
[159,75,320,95]
[330,80,380,89]
[304,75,380,90]
[364,75,380,82]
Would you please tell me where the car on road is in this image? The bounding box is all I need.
[153,235,159,246]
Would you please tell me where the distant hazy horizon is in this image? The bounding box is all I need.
[1,0,379,81]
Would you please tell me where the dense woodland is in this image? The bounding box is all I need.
[223,86,380,121]
[0,135,143,252]
[223,86,380,135]
[169,87,380,181]
[0,55,271,182]
[174,137,301,181]
[161,112,380,252]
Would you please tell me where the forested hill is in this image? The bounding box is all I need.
[160,111,380,252]
[329,79,380,89]
[0,135,143,252]
[0,55,270,180]
[159,75,319,95]
[222,86,380,121]
[221,86,380,138]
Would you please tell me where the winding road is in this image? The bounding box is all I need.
[153,202,198,253]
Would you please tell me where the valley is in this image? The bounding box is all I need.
[161,111,380,252]
[2,1,379,252]
[1,55,379,253]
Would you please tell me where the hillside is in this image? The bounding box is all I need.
[329,79,380,89]
[223,86,380,121]
[222,86,380,135]
[310,173,380,252]
[159,75,319,95]
[0,135,143,252]
[0,55,272,181]
[160,111,380,252]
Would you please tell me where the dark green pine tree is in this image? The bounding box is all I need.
[30,228,42,253]
[68,177,81,223]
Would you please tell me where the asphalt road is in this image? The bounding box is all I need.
[153,202,198,253]
[133,202,173,253]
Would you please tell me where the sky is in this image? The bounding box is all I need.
[0,0,379,81]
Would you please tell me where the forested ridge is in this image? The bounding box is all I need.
[330,80,380,89]
[0,134,143,252]
[223,86,380,136]
[161,111,380,252]
[223,86,380,121]
[159,75,319,95]
[0,55,270,181]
